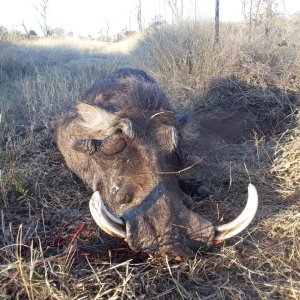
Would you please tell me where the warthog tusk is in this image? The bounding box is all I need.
[89,191,126,238]
[215,184,258,241]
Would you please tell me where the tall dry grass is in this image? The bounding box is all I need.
[0,19,299,299]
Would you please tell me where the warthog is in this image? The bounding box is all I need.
[55,68,258,258]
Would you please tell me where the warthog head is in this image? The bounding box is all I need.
[55,68,258,258]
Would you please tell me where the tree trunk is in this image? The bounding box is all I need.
[265,0,273,37]
[215,0,220,44]
[138,0,142,30]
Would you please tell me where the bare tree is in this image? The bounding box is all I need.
[133,0,142,31]
[165,0,180,24]
[215,0,220,44]
[253,0,263,22]
[241,0,280,36]
[34,0,52,36]
[249,0,253,30]
[131,0,142,31]
[241,0,247,20]
[105,20,110,42]
[241,0,255,25]
[241,0,254,30]
[149,14,166,30]
[265,0,273,36]
[181,0,183,19]
[20,19,29,35]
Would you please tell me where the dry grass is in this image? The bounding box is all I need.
[1,19,300,299]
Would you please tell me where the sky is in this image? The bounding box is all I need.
[0,0,299,37]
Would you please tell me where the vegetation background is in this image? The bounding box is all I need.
[0,5,300,299]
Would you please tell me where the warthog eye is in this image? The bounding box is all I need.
[100,133,127,155]
[73,139,102,154]
[73,133,127,156]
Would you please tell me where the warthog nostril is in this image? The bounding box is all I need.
[116,189,133,204]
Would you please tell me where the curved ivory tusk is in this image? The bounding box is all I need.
[215,183,258,241]
[89,191,126,238]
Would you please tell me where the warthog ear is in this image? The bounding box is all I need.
[157,125,178,152]
[76,102,118,131]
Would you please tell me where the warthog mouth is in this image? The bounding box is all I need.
[89,184,258,256]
